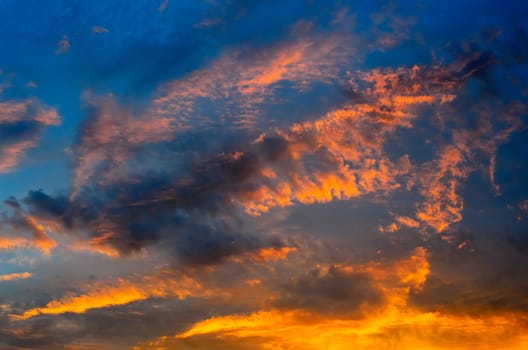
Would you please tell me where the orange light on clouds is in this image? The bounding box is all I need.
[166,308,528,350]
[0,272,32,282]
[0,236,31,250]
[0,216,57,255]
[25,215,58,255]
[11,273,203,320]
[229,246,296,264]
[251,246,296,262]
[137,248,528,350]
[70,232,122,258]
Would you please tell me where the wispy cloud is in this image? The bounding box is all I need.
[11,270,203,320]
[91,25,108,34]
[0,99,60,173]
[0,272,32,282]
[158,0,168,13]
[55,35,70,55]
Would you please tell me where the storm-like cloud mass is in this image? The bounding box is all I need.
[0,1,527,349]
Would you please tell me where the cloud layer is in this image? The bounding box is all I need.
[0,1,527,349]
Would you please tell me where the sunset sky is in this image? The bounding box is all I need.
[1,1,528,349]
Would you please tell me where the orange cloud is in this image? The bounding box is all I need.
[418,148,466,232]
[393,246,429,290]
[70,48,493,243]
[24,215,58,255]
[11,272,204,320]
[387,136,507,234]
[0,272,32,282]
[13,279,150,320]
[152,31,351,129]
[395,100,526,233]
[0,236,31,250]
[156,309,528,350]
[69,232,122,258]
[239,64,453,215]
[138,248,528,350]
[235,37,345,95]
[234,246,296,263]
[237,43,306,94]
[395,215,421,229]
[0,212,57,255]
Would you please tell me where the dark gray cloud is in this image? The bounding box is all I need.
[411,227,528,315]
[6,131,294,263]
[277,264,384,316]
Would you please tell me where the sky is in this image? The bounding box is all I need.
[0,0,528,349]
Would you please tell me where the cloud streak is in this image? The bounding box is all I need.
[11,270,203,320]
[0,272,32,282]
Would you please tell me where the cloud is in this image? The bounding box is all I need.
[11,270,203,320]
[151,29,353,128]
[237,62,472,216]
[158,0,168,13]
[135,246,528,350]
[160,309,528,350]
[1,197,57,254]
[55,35,70,54]
[12,165,292,260]
[136,248,492,350]
[169,223,289,266]
[519,200,528,220]
[277,264,383,316]
[45,21,523,266]
[410,228,528,316]
[414,145,468,233]
[0,236,31,250]
[380,51,527,233]
[0,2,527,349]
[71,93,180,197]
[3,48,514,263]
[0,272,32,282]
[91,25,109,34]
[0,99,60,173]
